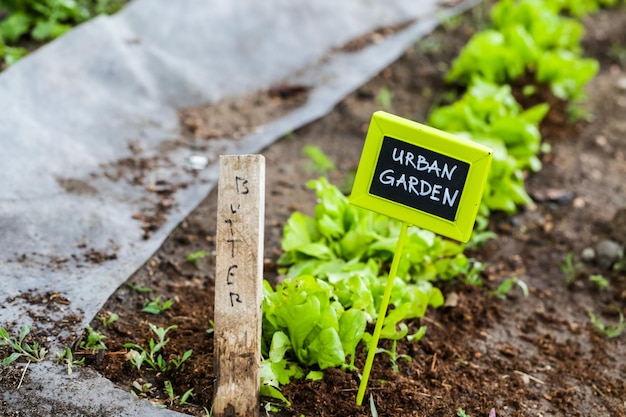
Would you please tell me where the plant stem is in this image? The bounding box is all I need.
[356,222,409,406]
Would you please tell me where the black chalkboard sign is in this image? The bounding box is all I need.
[369,136,469,221]
[349,111,492,242]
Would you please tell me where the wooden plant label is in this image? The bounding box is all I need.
[350,111,492,242]
[213,155,265,417]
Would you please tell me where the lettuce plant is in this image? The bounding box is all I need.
[0,0,125,68]
[262,276,367,371]
[261,178,478,389]
[535,50,598,102]
[544,0,624,17]
[446,0,599,104]
[491,0,585,52]
[428,78,548,215]
[278,177,478,285]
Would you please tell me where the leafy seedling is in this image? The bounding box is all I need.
[560,253,583,284]
[79,325,107,351]
[124,324,178,372]
[457,406,497,416]
[369,393,379,417]
[457,408,471,417]
[417,37,443,55]
[376,86,393,108]
[0,325,48,365]
[406,325,428,342]
[179,386,195,406]
[303,145,336,176]
[131,380,156,397]
[440,12,463,31]
[588,274,609,290]
[186,251,210,269]
[126,282,153,293]
[172,349,193,370]
[98,312,119,328]
[142,296,174,314]
[206,320,215,335]
[55,348,85,375]
[164,380,194,406]
[613,253,626,272]
[376,339,412,373]
[460,260,486,286]
[490,277,529,299]
[588,312,625,339]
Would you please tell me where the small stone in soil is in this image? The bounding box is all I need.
[581,247,596,262]
[189,154,209,170]
[595,239,624,268]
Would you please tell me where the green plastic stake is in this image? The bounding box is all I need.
[356,221,409,406]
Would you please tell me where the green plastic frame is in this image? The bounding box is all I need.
[350,111,492,242]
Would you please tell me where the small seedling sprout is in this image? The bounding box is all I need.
[588,274,609,290]
[302,145,336,176]
[560,253,583,284]
[126,282,153,293]
[0,325,48,365]
[458,408,496,417]
[164,380,194,406]
[376,339,412,373]
[55,348,84,375]
[131,380,155,397]
[186,251,210,269]
[369,393,379,417]
[457,408,471,417]
[98,312,119,328]
[613,253,625,272]
[376,86,394,108]
[172,349,193,370]
[80,325,107,351]
[164,380,176,405]
[142,296,174,314]
[406,325,428,342]
[124,324,186,372]
[179,387,194,405]
[588,312,625,339]
[206,320,215,335]
[490,277,529,299]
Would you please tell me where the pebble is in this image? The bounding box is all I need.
[595,239,624,268]
[581,247,595,262]
[189,154,209,170]
[573,197,586,208]
[444,292,459,308]
[617,76,626,91]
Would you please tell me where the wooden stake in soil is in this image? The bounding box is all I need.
[213,155,265,417]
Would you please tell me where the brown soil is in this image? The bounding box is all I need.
[72,4,626,417]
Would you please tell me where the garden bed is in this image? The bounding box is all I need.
[5,2,626,417]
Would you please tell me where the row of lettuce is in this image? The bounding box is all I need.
[0,0,125,68]
[260,0,624,402]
